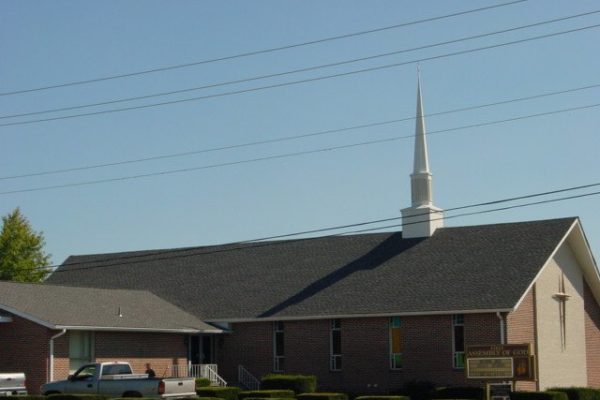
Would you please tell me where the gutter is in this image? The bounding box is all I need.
[496,312,505,344]
[49,329,67,382]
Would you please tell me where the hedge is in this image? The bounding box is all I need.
[198,398,228,400]
[434,387,485,400]
[196,378,213,388]
[243,398,295,400]
[297,393,348,400]
[197,387,242,400]
[547,388,600,400]
[110,398,155,400]
[47,395,110,400]
[239,390,296,399]
[261,375,317,394]
[355,396,410,400]
[10,397,46,400]
[510,391,569,400]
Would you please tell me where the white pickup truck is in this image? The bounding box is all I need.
[41,362,196,399]
[0,372,27,396]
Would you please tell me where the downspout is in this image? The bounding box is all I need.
[49,329,67,382]
[496,312,506,344]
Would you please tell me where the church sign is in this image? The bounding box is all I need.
[466,344,535,381]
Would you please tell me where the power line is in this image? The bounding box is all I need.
[342,190,600,235]
[37,181,600,274]
[4,9,597,121]
[2,22,599,129]
[2,81,599,182]
[2,101,599,196]
[0,0,528,97]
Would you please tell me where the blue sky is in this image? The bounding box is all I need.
[1,0,599,266]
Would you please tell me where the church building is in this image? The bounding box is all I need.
[2,78,600,394]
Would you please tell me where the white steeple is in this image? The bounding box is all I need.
[401,73,444,238]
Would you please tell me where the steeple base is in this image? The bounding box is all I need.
[401,205,444,238]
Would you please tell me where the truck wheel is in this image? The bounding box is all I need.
[122,391,143,398]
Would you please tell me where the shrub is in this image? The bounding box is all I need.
[261,375,317,394]
[510,391,569,400]
[399,380,435,400]
[243,398,294,400]
[297,393,347,400]
[12,397,46,400]
[197,387,242,400]
[197,398,225,400]
[239,390,295,399]
[196,378,212,388]
[435,387,485,400]
[47,395,109,400]
[547,388,600,400]
[356,396,410,400]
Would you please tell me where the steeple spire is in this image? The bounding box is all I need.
[413,72,430,175]
[401,72,444,238]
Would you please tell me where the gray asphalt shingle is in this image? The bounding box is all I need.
[0,281,218,332]
[46,217,576,321]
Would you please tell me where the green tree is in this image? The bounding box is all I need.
[0,208,51,282]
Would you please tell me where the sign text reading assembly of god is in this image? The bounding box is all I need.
[466,344,535,381]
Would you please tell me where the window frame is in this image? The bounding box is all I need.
[452,314,465,369]
[273,321,285,372]
[330,319,342,371]
[69,331,94,374]
[389,316,403,370]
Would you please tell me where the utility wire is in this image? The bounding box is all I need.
[2,81,598,182]
[341,190,600,235]
[0,0,527,97]
[2,101,599,196]
[3,9,597,121]
[37,182,600,274]
[2,22,599,129]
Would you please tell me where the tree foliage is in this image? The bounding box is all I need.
[0,208,51,282]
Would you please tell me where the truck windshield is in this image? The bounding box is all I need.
[73,365,96,381]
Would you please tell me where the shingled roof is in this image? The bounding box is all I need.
[0,281,220,333]
[46,218,577,321]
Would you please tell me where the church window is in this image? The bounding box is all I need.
[330,319,342,371]
[390,317,402,369]
[452,314,465,369]
[273,321,285,372]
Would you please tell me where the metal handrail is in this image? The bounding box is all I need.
[238,365,260,390]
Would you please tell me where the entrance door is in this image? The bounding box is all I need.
[190,335,215,364]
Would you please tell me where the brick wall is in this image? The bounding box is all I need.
[0,312,50,395]
[506,286,538,391]
[584,281,600,388]
[94,331,188,377]
[219,322,273,384]
[218,313,500,393]
[0,314,189,395]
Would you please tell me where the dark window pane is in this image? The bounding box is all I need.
[275,331,284,356]
[332,330,341,355]
[454,326,464,352]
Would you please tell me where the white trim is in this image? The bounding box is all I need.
[0,305,221,333]
[207,308,512,323]
[55,325,221,333]
[511,219,578,312]
[0,304,56,329]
